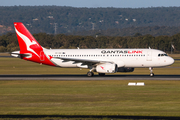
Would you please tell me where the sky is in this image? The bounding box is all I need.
[1,0,180,8]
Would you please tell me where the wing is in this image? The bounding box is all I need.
[53,57,113,65]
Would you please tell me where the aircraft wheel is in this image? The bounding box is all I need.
[87,71,94,77]
[150,73,154,77]
[99,73,105,76]
[149,67,154,77]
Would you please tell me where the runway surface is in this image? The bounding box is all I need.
[0,74,179,80]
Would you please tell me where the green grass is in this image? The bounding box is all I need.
[169,54,180,59]
[0,80,180,117]
[0,58,89,74]
[0,52,10,56]
[0,56,179,118]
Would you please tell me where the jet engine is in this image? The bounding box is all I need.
[96,63,118,73]
[117,67,134,72]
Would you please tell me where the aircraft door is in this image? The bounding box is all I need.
[40,51,45,61]
[146,51,152,61]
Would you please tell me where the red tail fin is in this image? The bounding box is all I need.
[14,22,43,57]
[14,22,55,66]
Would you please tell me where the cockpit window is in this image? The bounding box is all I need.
[158,54,168,57]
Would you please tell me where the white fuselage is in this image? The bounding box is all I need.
[12,22,175,76]
[44,48,174,68]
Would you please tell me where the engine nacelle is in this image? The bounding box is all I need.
[96,63,118,73]
[117,67,134,72]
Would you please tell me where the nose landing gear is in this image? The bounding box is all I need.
[149,67,154,77]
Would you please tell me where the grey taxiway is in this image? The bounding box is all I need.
[0,74,179,80]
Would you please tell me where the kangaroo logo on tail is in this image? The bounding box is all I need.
[15,27,41,58]
[13,22,56,66]
[14,22,43,57]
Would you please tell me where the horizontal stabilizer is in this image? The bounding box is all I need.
[11,51,31,58]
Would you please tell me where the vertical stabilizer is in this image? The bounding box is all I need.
[13,22,55,66]
[14,22,43,53]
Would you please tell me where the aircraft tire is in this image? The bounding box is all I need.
[150,73,154,77]
[87,71,94,77]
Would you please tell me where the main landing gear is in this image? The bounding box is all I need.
[87,68,106,77]
[87,71,94,77]
[87,72,106,77]
[149,67,154,77]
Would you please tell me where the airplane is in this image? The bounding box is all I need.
[11,22,174,77]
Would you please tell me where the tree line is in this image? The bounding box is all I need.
[72,26,180,37]
[2,6,180,35]
[0,32,179,53]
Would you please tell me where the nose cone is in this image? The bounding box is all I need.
[168,57,174,66]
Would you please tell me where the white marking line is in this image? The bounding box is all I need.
[128,82,145,86]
